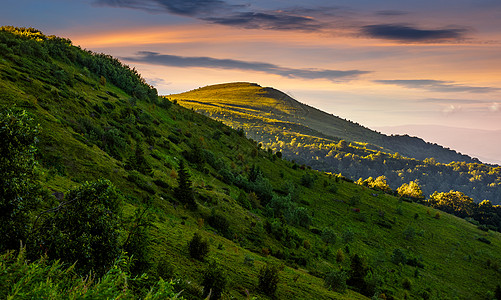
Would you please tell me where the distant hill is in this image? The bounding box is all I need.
[376,124,501,165]
[172,82,476,164]
[2,27,501,300]
[171,82,501,204]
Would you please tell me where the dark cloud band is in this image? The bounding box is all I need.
[122,51,369,81]
[375,79,498,93]
[362,24,467,42]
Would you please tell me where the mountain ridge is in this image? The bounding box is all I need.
[376,124,501,165]
[172,82,476,164]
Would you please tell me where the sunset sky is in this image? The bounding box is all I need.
[2,0,501,161]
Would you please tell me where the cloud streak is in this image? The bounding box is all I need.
[203,11,324,31]
[93,0,241,16]
[122,51,370,81]
[375,79,499,93]
[362,24,467,42]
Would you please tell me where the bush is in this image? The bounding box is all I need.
[207,211,231,238]
[402,277,412,290]
[300,173,316,188]
[35,180,122,275]
[390,248,407,265]
[403,226,416,241]
[258,264,279,296]
[321,227,337,245]
[188,232,209,261]
[324,270,347,292]
[202,261,227,300]
[342,228,355,244]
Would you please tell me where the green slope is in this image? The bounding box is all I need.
[2,27,501,300]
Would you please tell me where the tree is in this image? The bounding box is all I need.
[427,190,476,218]
[372,175,391,192]
[397,181,424,200]
[202,260,227,300]
[188,232,209,261]
[324,270,347,292]
[175,160,196,209]
[36,180,122,275]
[0,109,41,252]
[347,254,368,294]
[258,264,279,296]
[126,145,152,175]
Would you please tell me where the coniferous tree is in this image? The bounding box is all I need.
[202,260,227,300]
[175,160,196,209]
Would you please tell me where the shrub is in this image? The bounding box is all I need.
[202,260,227,300]
[403,226,416,241]
[390,248,407,265]
[258,264,279,296]
[207,211,231,238]
[300,173,316,188]
[321,227,337,245]
[342,228,355,244]
[402,277,412,290]
[188,232,209,261]
[36,180,122,275]
[324,270,347,292]
[336,249,345,263]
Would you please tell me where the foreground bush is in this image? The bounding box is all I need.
[0,249,184,299]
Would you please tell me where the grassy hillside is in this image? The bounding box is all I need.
[170,83,501,206]
[2,27,501,300]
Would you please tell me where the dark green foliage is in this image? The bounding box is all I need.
[35,179,121,275]
[202,260,227,300]
[126,146,152,175]
[175,160,196,209]
[237,190,252,210]
[0,249,182,299]
[207,211,231,238]
[402,278,412,290]
[403,226,416,241]
[495,284,501,300]
[347,254,369,295]
[183,144,205,165]
[300,173,316,188]
[123,207,152,276]
[0,109,40,252]
[342,228,355,244]
[258,264,279,296]
[188,232,209,261]
[478,237,492,244]
[324,270,347,292]
[102,128,127,160]
[391,248,407,265]
[321,227,337,245]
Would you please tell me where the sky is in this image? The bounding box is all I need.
[2,0,501,161]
